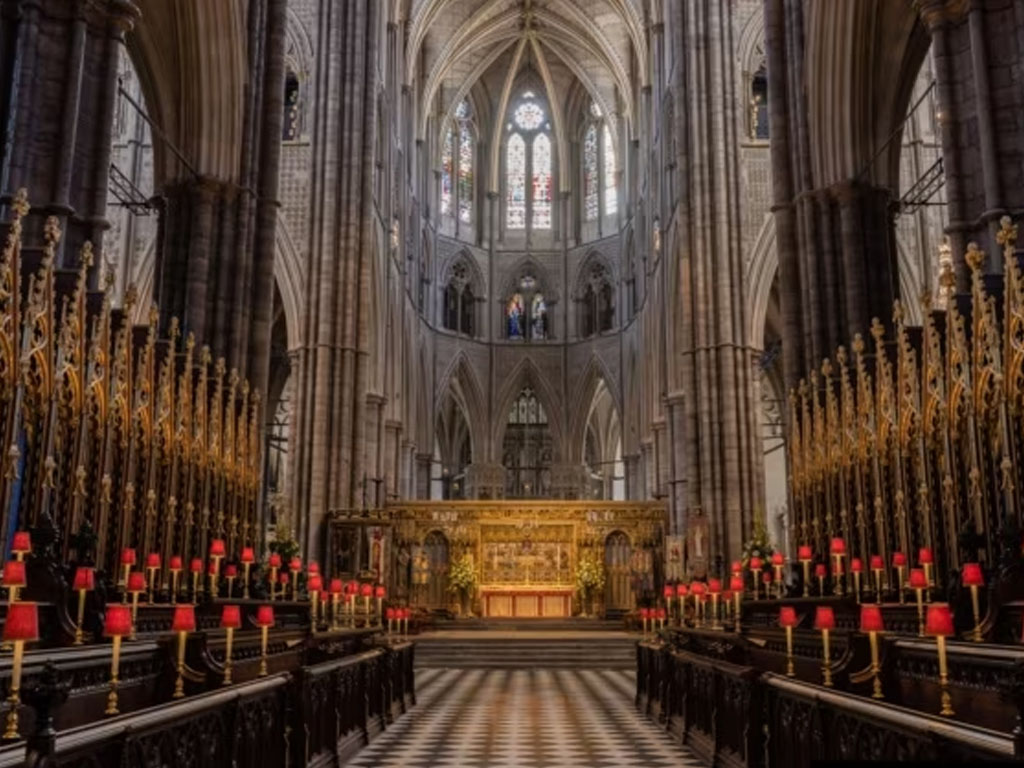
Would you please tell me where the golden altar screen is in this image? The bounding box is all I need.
[480,524,573,584]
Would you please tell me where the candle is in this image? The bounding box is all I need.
[814,605,836,687]
[961,563,984,643]
[860,604,885,699]
[779,605,799,677]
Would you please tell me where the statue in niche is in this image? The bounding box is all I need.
[507,294,524,338]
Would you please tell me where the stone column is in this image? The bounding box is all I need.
[0,0,139,265]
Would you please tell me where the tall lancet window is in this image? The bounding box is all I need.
[603,124,617,216]
[505,90,553,232]
[441,99,475,225]
[532,134,552,229]
[583,125,599,221]
[582,100,618,221]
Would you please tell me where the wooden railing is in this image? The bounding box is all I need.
[637,637,1020,767]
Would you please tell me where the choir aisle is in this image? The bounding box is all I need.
[347,667,705,768]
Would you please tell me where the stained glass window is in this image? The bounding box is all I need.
[458,123,473,223]
[455,99,470,119]
[532,133,552,229]
[507,293,525,338]
[506,133,527,229]
[514,101,545,131]
[441,128,454,216]
[603,125,617,216]
[531,294,547,340]
[584,125,598,221]
[590,100,602,118]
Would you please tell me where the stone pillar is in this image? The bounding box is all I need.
[0,0,139,265]
[622,453,641,500]
[915,0,1023,286]
[414,453,432,500]
[290,0,381,559]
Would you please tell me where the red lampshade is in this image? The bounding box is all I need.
[224,564,238,578]
[762,572,773,584]
[146,552,161,569]
[724,590,734,601]
[127,571,146,592]
[207,561,218,576]
[798,545,813,561]
[851,558,863,573]
[918,547,934,566]
[830,538,846,555]
[729,575,744,592]
[814,563,827,578]
[676,584,688,597]
[308,575,323,593]
[908,568,928,589]
[104,604,133,637]
[961,563,984,587]
[120,548,136,566]
[268,553,282,569]
[1,559,26,586]
[708,578,722,594]
[870,555,884,570]
[171,604,196,633]
[771,552,785,566]
[925,603,954,636]
[169,556,183,571]
[3,601,38,641]
[731,560,743,574]
[279,573,289,585]
[656,608,666,620]
[10,531,30,554]
[892,551,907,567]
[329,578,343,595]
[4,559,30,587]
[72,566,95,591]
[375,585,386,599]
[663,584,674,598]
[345,580,359,595]
[814,605,836,631]
[220,604,242,629]
[289,557,302,572]
[690,581,705,596]
[209,539,227,558]
[190,557,203,573]
[641,608,651,620]
[860,604,885,633]
[240,547,255,564]
[779,605,799,628]
[749,557,763,570]
[360,582,373,597]
[255,605,275,627]
[308,562,320,575]
[386,608,396,620]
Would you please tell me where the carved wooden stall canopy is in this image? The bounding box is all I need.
[788,219,1024,582]
[329,501,667,612]
[0,191,262,584]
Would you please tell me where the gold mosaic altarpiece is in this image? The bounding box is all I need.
[329,501,667,616]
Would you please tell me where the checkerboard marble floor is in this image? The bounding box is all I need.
[348,668,706,767]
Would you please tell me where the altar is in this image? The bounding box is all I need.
[329,500,668,617]
[479,586,574,618]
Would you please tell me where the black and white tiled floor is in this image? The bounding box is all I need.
[349,668,705,767]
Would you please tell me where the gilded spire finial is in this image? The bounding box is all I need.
[79,241,94,270]
[168,316,180,343]
[11,189,29,219]
[870,317,885,342]
[893,299,904,326]
[851,333,865,355]
[836,346,847,367]
[201,345,212,367]
[821,358,832,379]
[965,241,984,273]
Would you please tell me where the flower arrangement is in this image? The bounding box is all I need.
[741,515,775,568]
[575,555,606,594]
[447,554,477,595]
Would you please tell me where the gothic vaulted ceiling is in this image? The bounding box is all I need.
[406,0,648,153]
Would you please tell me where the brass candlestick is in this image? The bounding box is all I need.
[853,571,861,603]
[896,566,906,604]
[2,640,25,739]
[243,563,252,600]
[821,628,833,687]
[872,568,883,601]
[868,631,883,699]
[259,625,269,676]
[74,590,87,645]
[223,627,235,685]
[733,592,742,632]
[800,559,810,597]
[937,635,954,716]
[130,592,140,640]
[784,625,795,677]
[711,594,721,630]
[915,588,925,637]
[106,636,122,715]
[969,585,982,643]
[173,631,187,698]
[146,567,157,604]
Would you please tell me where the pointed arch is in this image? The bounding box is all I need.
[491,357,565,461]
[435,351,488,458]
[567,354,622,462]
